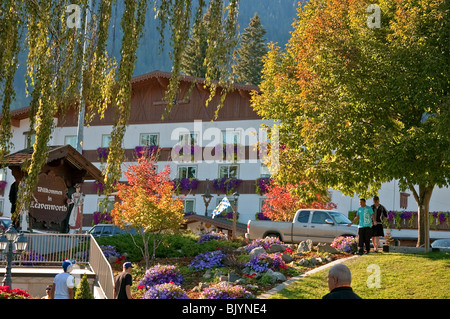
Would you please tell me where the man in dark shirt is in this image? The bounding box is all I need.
[323,264,362,299]
[371,196,388,252]
[114,262,133,299]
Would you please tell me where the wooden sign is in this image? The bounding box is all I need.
[29,172,68,225]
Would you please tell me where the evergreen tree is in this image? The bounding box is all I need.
[181,10,210,78]
[233,13,267,85]
[74,273,94,299]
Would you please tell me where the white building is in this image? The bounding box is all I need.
[1,70,448,232]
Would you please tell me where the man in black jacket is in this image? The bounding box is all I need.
[322,264,362,299]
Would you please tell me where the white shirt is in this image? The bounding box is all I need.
[53,272,75,299]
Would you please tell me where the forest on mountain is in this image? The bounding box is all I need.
[9,0,302,110]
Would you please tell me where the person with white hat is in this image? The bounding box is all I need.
[51,260,76,299]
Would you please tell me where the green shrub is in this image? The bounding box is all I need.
[74,273,94,299]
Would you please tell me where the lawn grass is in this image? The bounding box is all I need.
[270,251,450,299]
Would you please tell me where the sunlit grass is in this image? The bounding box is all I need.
[270,252,450,299]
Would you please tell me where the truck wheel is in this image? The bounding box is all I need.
[265,232,281,239]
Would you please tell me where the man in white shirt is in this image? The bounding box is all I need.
[51,260,75,299]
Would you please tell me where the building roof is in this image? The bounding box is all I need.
[131,70,260,92]
[6,70,260,124]
[2,144,103,182]
[184,213,247,236]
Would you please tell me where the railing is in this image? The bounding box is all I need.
[0,233,90,266]
[0,233,115,299]
[89,235,115,299]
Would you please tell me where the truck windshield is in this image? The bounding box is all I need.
[329,212,352,224]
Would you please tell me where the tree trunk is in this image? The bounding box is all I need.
[409,184,433,251]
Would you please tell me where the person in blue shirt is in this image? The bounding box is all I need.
[347,199,377,255]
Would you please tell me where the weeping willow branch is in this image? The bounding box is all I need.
[1,0,241,222]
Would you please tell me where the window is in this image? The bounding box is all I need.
[311,211,331,224]
[183,199,195,214]
[222,130,240,145]
[179,132,199,146]
[297,211,310,223]
[65,136,77,148]
[25,132,36,149]
[0,200,4,215]
[97,197,115,213]
[101,135,112,148]
[178,166,197,179]
[219,165,239,178]
[140,133,159,146]
[260,163,271,178]
[0,168,6,181]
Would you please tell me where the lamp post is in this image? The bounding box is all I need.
[201,179,213,217]
[0,226,28,288]
[231,192,239,239]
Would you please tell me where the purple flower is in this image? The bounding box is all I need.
[255,177,271,195]
[199,282,254,299]
[244,237,285,253]
[245,253,286,273]
[172,178,199,192]
[134,145,159,157]
[96,147,109,160]
[100,245,120,259]
[189,250,226,271]
[93,211,113,224]
[142,282,189,299]
[197,231,228,243]
[331,236,358,254]
[139,264,184,289]
[212,177,242,194]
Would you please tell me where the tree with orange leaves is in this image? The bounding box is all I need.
[261,181,336,222]
[111,156,184,268]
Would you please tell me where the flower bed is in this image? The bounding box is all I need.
[199,282,254,299]
[245,253,286,273]
[139,264,184,289]
[142,282,189,299]
[189,250,226,271]
[331,236,358,254]
[197,231,228,243]
[243,237,285,253]
[0,286,30,299]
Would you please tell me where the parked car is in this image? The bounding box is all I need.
[246,209,358,244]
[0,217,12,232]
[87,224,137,237]
[431,239,450,250]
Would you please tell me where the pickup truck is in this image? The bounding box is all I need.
[246,209,358,244]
